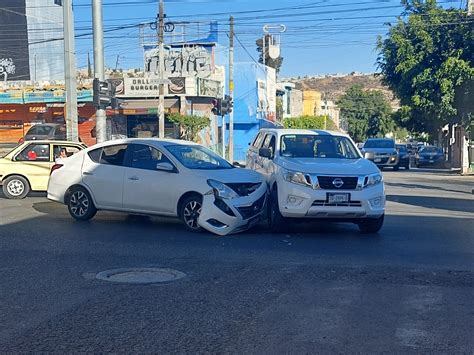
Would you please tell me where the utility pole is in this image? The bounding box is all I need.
[468,0,473,15]
[228,16,234,162]
[262,34,266,66]
[158,0,165,138]
[92,0,107,143]
[62,0,78,142]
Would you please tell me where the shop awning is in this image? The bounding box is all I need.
[120,99,179,115]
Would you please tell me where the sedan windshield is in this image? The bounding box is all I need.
[280,134,360,159]
[364,139,395,149]
[166,144,233,170]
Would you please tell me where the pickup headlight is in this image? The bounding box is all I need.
[282,168,312,187]
[364,173,383,188]
[207,179,239,200]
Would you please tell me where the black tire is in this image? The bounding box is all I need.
[67,186,97,221]
[180,195,203,233]
[2,175,30,199]
[358,214,384,234]
[268,189,287,233]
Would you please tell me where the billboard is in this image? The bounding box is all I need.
[0,0,30,81]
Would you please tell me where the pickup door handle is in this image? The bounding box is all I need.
[128,176,139,181]
[83,171,93,176]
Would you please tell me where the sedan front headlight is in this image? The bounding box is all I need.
[364,173,383,188]
[207,179,239,200]
[282,168,312,187]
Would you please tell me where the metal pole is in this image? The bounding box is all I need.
[92,0,107,143]
[262,34,266,66]
[158,0,165,138]
[228,16,234,162]
[63,0,78,142]
[468,0,473,15]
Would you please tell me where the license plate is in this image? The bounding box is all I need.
[374,158,382,163]
[328,193,350,204]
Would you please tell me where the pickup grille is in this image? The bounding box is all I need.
[312,200,362,207]
[317,176,358,190]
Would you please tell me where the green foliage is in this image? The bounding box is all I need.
[283,115,338,131]
[256,35,284,73]
[377,0,473,133]
[337,85,394,142]
[168,113,210,142]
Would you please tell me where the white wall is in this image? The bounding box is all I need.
[26,0,64,81]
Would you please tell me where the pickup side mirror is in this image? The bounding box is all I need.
[259,147,272,159]
[156,162,175,172]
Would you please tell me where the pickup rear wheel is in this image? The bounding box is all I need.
[2,175,30,199]
[358,215,384,234]
[268,189,286,232]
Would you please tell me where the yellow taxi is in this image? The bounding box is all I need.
[0,140,87,199]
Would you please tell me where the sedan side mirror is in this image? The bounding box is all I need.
[156,162,175,172]
[259,147,272,159]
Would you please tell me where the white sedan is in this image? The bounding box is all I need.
[47,138,267,236]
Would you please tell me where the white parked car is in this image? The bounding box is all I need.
[48,139,267,236]
[246,129,385,233]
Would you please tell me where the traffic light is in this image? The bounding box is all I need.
[93,79,115,108]
[221,95,233,116]
[211,98,222,116]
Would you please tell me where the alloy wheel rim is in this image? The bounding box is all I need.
[70,191,89,217]
[183,200,202,229]
[7,179,24,196]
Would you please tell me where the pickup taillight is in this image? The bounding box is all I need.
[50,164,63,175]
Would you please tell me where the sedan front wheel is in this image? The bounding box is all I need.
[180,195,203,233]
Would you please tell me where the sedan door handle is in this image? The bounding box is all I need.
[128,176,139,181]
[83,171,94,176]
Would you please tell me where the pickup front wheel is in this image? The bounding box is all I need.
[268,190,287,232]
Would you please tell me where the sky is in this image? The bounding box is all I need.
[71,0,466,77]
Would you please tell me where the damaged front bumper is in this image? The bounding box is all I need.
[198,184,268,236]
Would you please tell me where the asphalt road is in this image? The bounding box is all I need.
[0,169,473,353]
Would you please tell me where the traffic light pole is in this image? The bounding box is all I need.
[62,0,78,142]
[228,16,234,162]
[158,0,165,138]
[92,0,107,143]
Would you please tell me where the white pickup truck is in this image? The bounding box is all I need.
[246,129,386,233]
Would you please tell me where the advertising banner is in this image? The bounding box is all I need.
[0,0,30,81]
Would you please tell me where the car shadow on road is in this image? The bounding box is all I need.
[387,195,474,213]
[385,182,471,195]
[0,191,47,199]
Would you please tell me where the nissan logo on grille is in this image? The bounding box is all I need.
[332,178,345,189]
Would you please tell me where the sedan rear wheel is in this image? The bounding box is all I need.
[181,195,203,232]
[67,187,97,221]
[2,175,30,199]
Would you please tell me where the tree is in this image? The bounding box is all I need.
[283,115,338,131]
[337,85,394,142]
[168,113,210,142]
[256,34,284,73]
[377,0,474,134]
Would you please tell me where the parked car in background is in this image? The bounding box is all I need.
[246,129,385,234]
[19,123,67,143]
[0,140,86,199]
[395,144,411,170]
[361,138,400,170]
[48,139,267,236]
[415,146,445,168]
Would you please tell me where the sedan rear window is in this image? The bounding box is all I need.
[364,139,395,149]
[100,145,127,166]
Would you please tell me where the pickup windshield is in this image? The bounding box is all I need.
[280,134,360,159]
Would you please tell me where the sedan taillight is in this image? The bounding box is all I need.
[50,164,63,175]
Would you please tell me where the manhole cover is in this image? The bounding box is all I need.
[95,268,186,284]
